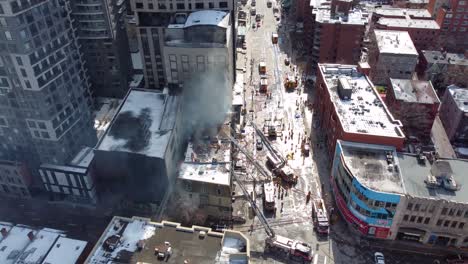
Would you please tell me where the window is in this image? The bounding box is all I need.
[403,215,409,221]
[196,56,205,72]
[460,222,465,229]
[208,2,214,8]
[176,3,185,9]
[195,2,204,8]
[417,217,423,223]
[444,220,450,227]
[424,218,430,225]
[27,121,36,128]
[41,132,50,139]
[428,205,434,213]
[410,215,416,222]
[219,1,228,8]
[20,68,27,77]
[414,204,420,211]
[4,31,12,40]
[452,221,458,228]
[15,57,23,66]
[158,3,166,9]
[457,210,463,217]
[38,122,46,129]
[148,3,153,9]
[449,208,455,216]
[442,207,448,215]
[135,2,143,8]
[407,203,413,210]
[436,219,442,226]
[181,55,189,72]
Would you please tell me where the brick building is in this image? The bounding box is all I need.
[0,160,31,198]
[372,7,440,51]
[432,0,468,52]
[419,50,468,90]
[303,0,369,73]
[314,64,405,157]
[368,30,419,85]
[439,85,468,144]
[386,78,440,142]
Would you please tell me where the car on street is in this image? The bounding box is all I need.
[284,58,290,66]
[251,0,256,6]
[256,138,263,150]
[374,252,385,264]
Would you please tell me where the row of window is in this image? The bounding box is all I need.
[436,219,465,229]
[135,1,228,10]
[402,214,431,225]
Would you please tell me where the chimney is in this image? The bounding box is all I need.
[1,228,8,238]
[27,231,35,241]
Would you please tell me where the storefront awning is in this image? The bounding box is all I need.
[398,227,426,236]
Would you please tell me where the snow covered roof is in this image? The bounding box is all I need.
[41,237,87,264]
[374,30,418,56]
[179,163,231,185]
[446,85,468,112]
[0,222,13,242]
[14,229,63,264]
[319,64,404,138]
[0,226,35,264]
[97,89,179,159]
[184,10,230,28]
[389,79,440,104]
[86,216,250,264]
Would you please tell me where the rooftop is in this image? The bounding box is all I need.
[185,124,232,163]
[97,89,179,158]
[0,223,87,264]
[377,17,440,29]
[311,0,369,25]
[374,7,431,18]
[374,30,418,55]
[446,85,468,112]
[179,163,231,186]
[86,216,249,264]
[184,10,230,28]
[42,237,87,264]
[15,228,63,264]
[70,146,94,168]
[0,226,35,264]
[389,79,440,104]
[398,155,468,203]
[319,64,404,138]
[422,50,468,66]
[340,141,406,194]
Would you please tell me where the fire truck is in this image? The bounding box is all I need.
[262,181,276,212]
[260,77,268,93]
[259,61,266,74]
[312,198,329,236]
[225,130,314,263]
[284,73,298,90]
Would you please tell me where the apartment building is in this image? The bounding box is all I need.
[94,88,182,203]
[368,30,419,85]
[439,85,468,144]
[314,64,405,157]
[419,50,468,89]
[333,140,468,247]
[0,160,31,198]
[386,78,440,142]
[304,0,368,73]
[39,146,97,204]
[71,0,132,98]
[130,0,235,89]
[433,0,468,52]
[428,0,449,17]
[0,0,97,184]
[372,7,440,51]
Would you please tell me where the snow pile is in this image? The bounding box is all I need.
[221,237,245,254]
[111,220,156,258]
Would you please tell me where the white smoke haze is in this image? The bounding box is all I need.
[180,68,232,140]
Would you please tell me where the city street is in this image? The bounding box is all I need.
[232,0,445,263]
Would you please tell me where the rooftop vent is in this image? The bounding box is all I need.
[338,77,352,100]
[424,160,460,191]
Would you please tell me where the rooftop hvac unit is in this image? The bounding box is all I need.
[424,174,438,188]
[338,77,352,100]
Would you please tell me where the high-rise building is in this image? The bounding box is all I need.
[304,0,368,73]
[432,0,468,53]
[0,0,96,184]
[71,0,132,98]
[130,0,235,89]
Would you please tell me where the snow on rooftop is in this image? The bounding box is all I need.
[390,79,439,104]
[70,147,94,168]
[14,229,63,264]
[375,7,431,18]
[0,226,35,264]
[87,218,156,263]
[313,7,369,25]
[42,237,87,264]
[377,17,439,29]
[422,50,468,66]
[185,10,230,28]
[319,64,404,138]
[97,90,179,158]
[0,222,13,242]
[447,85,468,112]
[374,30,418,55]
[340,141,406,194]
[179,163,230,186]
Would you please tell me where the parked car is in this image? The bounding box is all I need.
[256,138,263,150]
[374,252,385,264]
